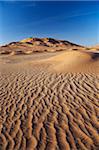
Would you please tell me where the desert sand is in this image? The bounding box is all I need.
[0,42,99,150]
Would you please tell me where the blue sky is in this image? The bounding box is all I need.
[0,1,99,46]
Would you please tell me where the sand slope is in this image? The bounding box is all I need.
[48,51,99,74]
[0,50,99,150]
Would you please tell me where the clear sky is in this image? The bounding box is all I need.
[0,1,99,46]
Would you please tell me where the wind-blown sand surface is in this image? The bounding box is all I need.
[0,50,99,150]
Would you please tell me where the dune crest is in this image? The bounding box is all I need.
[0,37,84,55]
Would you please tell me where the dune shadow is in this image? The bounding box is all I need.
[92,52,99,60]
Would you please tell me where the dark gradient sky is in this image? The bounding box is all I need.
[0,1,99,46]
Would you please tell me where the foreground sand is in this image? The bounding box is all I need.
[0,50,99,150]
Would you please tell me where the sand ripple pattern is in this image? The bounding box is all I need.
[0,65,99,150]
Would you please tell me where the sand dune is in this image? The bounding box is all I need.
[0,37,84,55]
[0,50,99,150]
[47,51,99,74]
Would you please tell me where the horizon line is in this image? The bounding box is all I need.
[0,36,98,47]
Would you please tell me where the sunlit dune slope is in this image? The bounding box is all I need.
[42,51,99,74]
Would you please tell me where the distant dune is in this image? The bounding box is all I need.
[90,45,99,51]
[0,37,84,55]
[0,38,99,149]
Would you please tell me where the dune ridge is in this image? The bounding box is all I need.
[0,37,84,55]
[1,38,99,56]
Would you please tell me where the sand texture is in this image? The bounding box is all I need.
[0,50,99,150]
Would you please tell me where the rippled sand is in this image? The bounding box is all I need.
[0,50,99,150]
